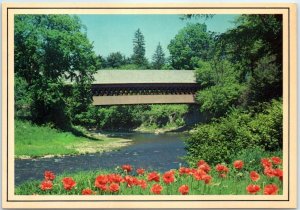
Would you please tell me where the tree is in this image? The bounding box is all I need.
[168,23,214,70]
[132,28,147,66]
[14,15,98,128]
[106,52,126,69]
[151,43,165,69]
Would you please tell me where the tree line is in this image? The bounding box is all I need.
[14,14,283,136]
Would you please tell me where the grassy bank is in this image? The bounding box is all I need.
[15,158,283,195]
[15,120,131,159]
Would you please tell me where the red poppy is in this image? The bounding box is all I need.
[62,177,76,190]
[219,173,227,178]
[98,184,107,191]
[95,175,109,188]
[273,168,283,181]
[202,174,212,184]
[246,184,260,194]
[261,158,272,168]
[124,175,135,187]
[216,164,229,173]
[109,183,120,193]
[264,184,278,195]
[122,164,132,173]
[163,171,175,184]
[249,171,260,182]
[264,167,275,177]
[271,157,282,165]
[108,174,123,183]
[40,180,53,191]
[82,188,93,195]
[178,185,189,195]
[147,171,160,182]
[197,160,211,173]
[151,184,163,194]
[44,170,55,181]
[233,160,244,170]
[138,179,147,189]
[179,167,189,175]
[136,168,145,175]
[193,169,207,181]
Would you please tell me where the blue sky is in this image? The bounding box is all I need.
[78,14,239,60]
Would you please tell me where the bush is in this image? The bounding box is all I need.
[184,99,282,165]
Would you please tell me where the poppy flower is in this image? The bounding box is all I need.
[98,184,107,191]
[163,171,175,184]
[151,184,163,194]
[271,157,282,165]
[122,164,132,173]
[179,167,192,175]
[82,188,93,195]
[108,174,123,183]
[193,169,207,181]
[178,185,189,195]
[147,171,160,182]
[233,160,244,170]
[95,175,109,188]
[264,184,279,195]
[246,184,260,194]
[261,158,272,168]
[216,164,229,173]
[109,183,120,193]
[44,170,55,181]
[273,168,283,181]
[202,174,212,184]
[249,171,260,182]
[219,173,227,178]
[62,177,76,190]
[40,180,53,191]
[264,167,275,177]
[136,168,145,175]
[138,179,147,189]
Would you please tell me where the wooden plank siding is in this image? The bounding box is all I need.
[93,94,196,105]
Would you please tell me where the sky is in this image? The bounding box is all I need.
[78,14,239,60]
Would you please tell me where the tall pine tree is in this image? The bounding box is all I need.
[132,28,147,66]
[152,42,165,69]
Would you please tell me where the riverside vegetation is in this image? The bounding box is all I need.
[15,14,283,195]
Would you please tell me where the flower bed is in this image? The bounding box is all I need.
[16,157,283,195]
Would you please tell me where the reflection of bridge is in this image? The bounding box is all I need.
[92,70,200,105]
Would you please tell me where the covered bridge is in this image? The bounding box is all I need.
[92,70,200,105]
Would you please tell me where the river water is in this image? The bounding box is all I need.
[15,132,187,186]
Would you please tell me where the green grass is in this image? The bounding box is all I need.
[15,163,283,195]
[15,120,131,158]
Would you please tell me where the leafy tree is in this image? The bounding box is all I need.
[168,23,214,70]
[96,55,106,69]
[14,15,98,129]
[132,28,147,66]
[151,43,165,69]
[106,52,126,68]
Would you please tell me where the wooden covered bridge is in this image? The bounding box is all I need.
[92,70,200,105]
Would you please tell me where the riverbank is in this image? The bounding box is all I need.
[15,120,132,159]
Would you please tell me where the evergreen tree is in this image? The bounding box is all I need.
[132,28,147,66]
[151,43,165,69]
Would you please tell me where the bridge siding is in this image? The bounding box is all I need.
[93,94,196,105]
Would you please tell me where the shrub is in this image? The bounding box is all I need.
[185,99,282,165]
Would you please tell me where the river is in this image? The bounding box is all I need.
[15,132,188,185]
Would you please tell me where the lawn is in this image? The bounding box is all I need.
[15,120,131,158]
[15,158,283,195]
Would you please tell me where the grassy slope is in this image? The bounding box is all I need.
[15,120,131,158]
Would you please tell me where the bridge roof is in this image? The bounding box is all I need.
[93,70,196,84]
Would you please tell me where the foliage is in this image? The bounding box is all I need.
[151,43,166,69]
[106,52,127,68]
[14,15,98,129]
[184,99,282,165]
[14,75,32,119]
[141,105,188,128]
[195,60,246,116]
[132,28,148,66]
[168,23,214,69]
